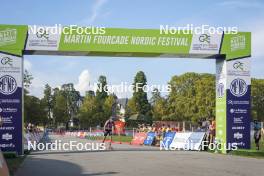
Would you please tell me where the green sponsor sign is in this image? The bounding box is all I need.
[216,92,227,153]
[59,28,192,55]
[0,25,28,56]
[220,32,251,60]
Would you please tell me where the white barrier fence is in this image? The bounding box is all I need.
[170,132,206,150]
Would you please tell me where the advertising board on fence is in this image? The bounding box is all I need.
[131,133,147,145]
[170,132,192,149]
[161,132,176,149]
[166,132,206,150]
[144,132,156,145]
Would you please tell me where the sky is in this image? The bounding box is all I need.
[1,0,264,98]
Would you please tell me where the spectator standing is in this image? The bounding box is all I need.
[253,120,262,150]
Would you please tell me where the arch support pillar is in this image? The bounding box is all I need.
[216,57,251,153]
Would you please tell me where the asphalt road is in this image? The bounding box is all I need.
[15,135,264,176]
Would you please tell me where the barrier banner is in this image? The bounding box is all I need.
[114,121,125,135]
[0,53,23,155]
[170,132,192,149]
[161,132,176,149]
[0,150,9,176]
[131,133,147,145]
[169,132,206,150]
[143,132,156,145]
[188,132,206,150]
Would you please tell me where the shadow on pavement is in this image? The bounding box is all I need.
[15,157,119,176]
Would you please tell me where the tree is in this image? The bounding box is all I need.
[166,73,200,121]
[251,79,264,121]
[151,88,167,121]
[23,70,48,125]
[43,84,53,120]
[194,74,215,122]
[53,91,68,126]
[61,83,81,120]
[96,75,108,101]
[79,94,98,128]
[24,96,47,125]
[23,70,34,119]
[103,94,117,118]
[128,71,152,123]
[24,69,33,92]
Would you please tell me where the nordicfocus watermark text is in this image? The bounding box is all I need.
[28,24,238,35]
[93,82,171,93]
[160,141,238,151]
[160,24,238,35]
[28,140,106,151]
[28,24,106,35]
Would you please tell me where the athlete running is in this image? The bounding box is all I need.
[102,117,116,146]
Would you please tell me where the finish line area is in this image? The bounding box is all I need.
[14,134,264,176]
[0,24,257,176]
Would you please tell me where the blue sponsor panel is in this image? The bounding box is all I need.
[143,132,156,145]
[227,80,251,149]
[0,85,23,155]
[0,54,23,155]
[161,132,176,149]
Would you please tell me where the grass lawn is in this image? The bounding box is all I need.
[86,135,133,143]
[229,140,264,158]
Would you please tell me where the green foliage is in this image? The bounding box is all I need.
[251,79,264,121]
[126,71,152,123]
[78,76,116,128]
[24,95,47,125]
[79,94,98,128]
[43,84,53,119]
[23,69,264,128]
[151,88,167,121]
[166,73,201,121]
[96,75,108,101]
[23,69,33,89]
[161,73,216,122]
[23,70,47,126]
[53,91,69,125]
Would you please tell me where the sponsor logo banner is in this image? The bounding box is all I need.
[0,29,17,47]
[131,133,147,145]
[26,26,61,51]
[221,32,251,60]
[143,132,156,145]
[0,53,23,155]
[226,58,251,149]
[161,132,176,149]
[170,132,206,150]
[190,33,223,54]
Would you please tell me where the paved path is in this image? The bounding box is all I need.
[15,135,264,176]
